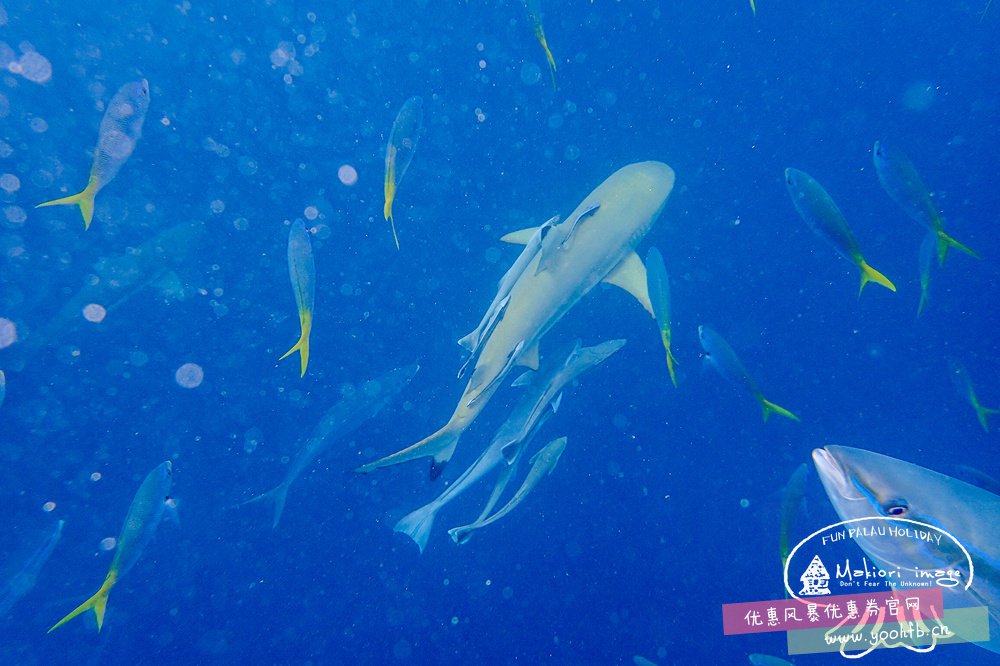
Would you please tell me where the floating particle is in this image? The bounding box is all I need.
[4,206,26,224]
[90,472,102,481]
[29,117,48,133]
[210,199,225,214]
[0,318,16,348]
[739,498,750,508]
[175,362,204,388]
[42,501,56,512]
[0,173,20,193]
[82,303,107,323]
[520,62,542,86]
[304,206,318,220]
[337,164,358,186]
[100,537,116,551]
[16,51,53,84]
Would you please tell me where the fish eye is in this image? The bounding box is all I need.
[883,500,908,517]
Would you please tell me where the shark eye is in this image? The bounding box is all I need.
[884,501,908,517]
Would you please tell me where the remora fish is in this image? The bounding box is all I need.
[49,461,173,633]
[243,363,418,528]
[448,435,567,544]
[873,141,980,265]
[278,220,316,377]
[698,325,799,422]
[36,80,151,229]
[813,445,1000,654]
[392,339,624,552]
[356,161,673,478]
[784,168,896,296]
[0,519,63,616]
[645,246,678,387]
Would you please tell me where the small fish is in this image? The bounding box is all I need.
[749,655,794,666]
[49,461,173,633]
[916,230,935,316]
[645,247,678,387]
[36,80,151,230]
[525,0,557,88]
[534,202,600,275]
[0,520,63,616]
[873,141,980,265]
[698,325,799,422]
[779,463,808,573]
[948,359,999,432]
[448,436,567,544]
[278,220,316,377]
[383,96,424,249]
[784,168,896,296]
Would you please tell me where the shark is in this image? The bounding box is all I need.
[356,161,674,478]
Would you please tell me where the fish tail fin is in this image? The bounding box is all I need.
[354,424,461,480]
[240,484,290,528]
[279,317,311,378]
[36,180,97,229]
[393,504,440,553]
[448,525,475,545]
[48,572,116,633]
[972,401,1000,432]
[917,282,930,316]
[664,338,679,388]
[759,396,800,423]
[383,193,400,250]
[857,260,896,296]
[936,230,980,265]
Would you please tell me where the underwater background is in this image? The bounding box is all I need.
[0,0,998,663]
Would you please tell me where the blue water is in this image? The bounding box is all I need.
[1,1,998,664]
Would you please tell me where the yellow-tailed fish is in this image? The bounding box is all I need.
[278,220,316,377]
[784,168,896,296]
[917,229,935,316]
[525,0,557,88]
[36,79,151,230]
[873,141,980,265]
[698,325,799,422]
[383,96,424,249]
[948,358,999,432]
[49,461,173,633]
[779,463,807,575]
[645,247,678,387]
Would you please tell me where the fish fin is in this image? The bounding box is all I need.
[936,230,980,265]
[447,525,475,545]
[48,571,116,633]
[857,260,896,296]
[354,424,461,476]
[551,391,564,414]
[917,282,930,317]
[499,226,539,246]
[279,312,312,377]
[36,180,98,230]
[749,0,757,15]
[511,370,535,387]
[457,329,477,352]
[384,161,400,250]
[240,483,291,529]
[664,338,679,387]
[759,397,800,423]
[516,341,540,370]
[973,402,1000,432]
[603,252,654,316]
[393,504,438,553]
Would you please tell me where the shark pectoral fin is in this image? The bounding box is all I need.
[517,341,540,370]
[500,227,540,245]
[354,424,461,476]
[759,396,801,423]
[48,571,116,633]
[603,251,653,316]
[857,260,896,296]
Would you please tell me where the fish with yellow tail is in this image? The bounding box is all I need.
[525,0,557,88]
[49,461,173,633]
[784,168,896,297]
[873,141,980,265]
[36,79,150,230]
[355,161,674,479]
[948,358,999,432]
[698,325,799,422]
[278,220,316,377]
[645,247,678,387]
[383,96,423,249]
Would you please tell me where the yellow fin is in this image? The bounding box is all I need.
[499,226,539,246]
[662,333,679,388]
[49,571,116,633]
[858,260,896,296]
[517,341,540,370]
[279,311,312,377]
[759,397,800,423]
[603,251,653,316]
[971,398,1000,432]
[36,179,98,229]
[936,230,980,265]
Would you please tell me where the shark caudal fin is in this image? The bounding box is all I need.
[48,572,116,633]
[279,319,311,378]
[355,423,461,479]
[936,230,981,265]
[857,260,896,296]
[759,396,800,423]
[240,483,290,529]
[36,180,98,230]
[393,503,440,554]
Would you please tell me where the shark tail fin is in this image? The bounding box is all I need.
[279,316,311,378]
[858,260,896,296]
[393,504,439,553]
[241,484,290,528]
[354,424,461,480]
[973,402,1000,432]
[36,181,97,229]
[48,572,116,633]
[936,230,980,265]
[759,396,800,423]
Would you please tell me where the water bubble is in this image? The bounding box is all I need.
[270,42,295,67]
[0,318,17,348]
[16,51,52,84]
[210,199,225,214]
[29,117,48,133]
[564,144,580,161]
[0,173,20,193]
[82,303,107,323]
[547,113,564,129]
[100,537,117,551]
[90,472,102,481]
[338,164,358,186]
[175,362,204,388]
[304,206,319,220]
[520,62,542,86]
[739,498,750,508]
[42,501,55,512]
[233,217,249,231]
[4,206,27,224]
[450,616,459,626]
